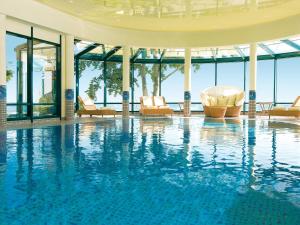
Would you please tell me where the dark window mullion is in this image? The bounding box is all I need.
[27,27,34,122]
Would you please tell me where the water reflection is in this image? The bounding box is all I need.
[0,118,300,224]
[0,131,6,165]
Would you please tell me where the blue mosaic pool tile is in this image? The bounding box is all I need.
[0,119,300,225]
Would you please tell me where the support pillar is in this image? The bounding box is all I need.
[0,15,6,127]
[65,35,75,120]
[122,46,130,118]
[184,48,191,117]
[249,43,257,119]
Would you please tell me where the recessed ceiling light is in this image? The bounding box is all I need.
[116,10,124,15]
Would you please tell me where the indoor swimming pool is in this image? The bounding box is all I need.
[0,117,300,225]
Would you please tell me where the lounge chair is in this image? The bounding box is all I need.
[201,86,245,118]
[269,96,300,119]
[140,96,173,116]
[77,96,116,117]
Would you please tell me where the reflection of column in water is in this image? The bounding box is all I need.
[0,131,7,219]
[0,130,6,164]
[247,120,256,187]
[16,130,24,182]
[183,118,190,161]
[26,129,34,197]
[121,119,130,173]
[73,124,81,169]
[64,124,75,150]
[53,126,63,174]
[271,129,277,173]
[182,118,190,180]
[241,120,247,170]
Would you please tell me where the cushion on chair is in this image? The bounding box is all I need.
[217,96,228,106]
[84,105,97,110]
[142,96,154,107]
[83,98,94,105]
[201,94,210,106]
[293,100,300,107]
[288,106,300,111]
[209,97,217,106]
[235,92,245,106]
[154,96,165,107]
[83,98,97,110]
[227,95,236,106]
[273,106,287,111]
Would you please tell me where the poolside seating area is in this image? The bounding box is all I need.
[200,86,245,118]
[77,96,116,117]
[140,96,174,116]
[269,96,300,119]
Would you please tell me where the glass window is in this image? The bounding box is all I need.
[32,40,59,117]
[277,58,300,104]
[256,60,274,103]
[106,62,122,111]
[217,62,244,89]
[161,64,184,110]
[6,33,29,119]
[78,60,104,108]
[191,63,215,111]
[133,63,159,111]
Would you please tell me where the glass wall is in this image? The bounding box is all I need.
[106,62,122,111]
[78,60,104,108]
[6,32,61,120]
[277,58,300,105]
[256,60,274,103]
[6,33,29,119]
[75,49,300,113]
[217,62,244,89]
[133,63,158,111]
[191,63,215,111]
[32,40,59,117]
[161,64,184,111]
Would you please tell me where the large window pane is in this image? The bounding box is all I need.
[78,60,104,108]
[106,62,122,111]
[6,33,28,119]
[257,60,274,102]
[133,63,159,111]
[32,40,58,117]
[161,64,184,110]
[277,58,300,104]
[217,62,244,89]
[191,63,215,111]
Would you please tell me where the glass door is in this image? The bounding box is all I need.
[32,40,59,118]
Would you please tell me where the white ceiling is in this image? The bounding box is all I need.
[34,0,300,32]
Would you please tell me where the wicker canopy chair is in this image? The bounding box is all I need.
[201,86,245,118]
[140,96,173,116]
[77,96,116,117]
[268,96,300,119]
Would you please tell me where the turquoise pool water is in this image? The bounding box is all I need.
[0,118,300,225]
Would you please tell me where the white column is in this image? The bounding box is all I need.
[250,43,257,91]
[122,46,130,117]
[184,48,192,117]
[65,34,75,120]
[0,14,7,127]
[249,43,257,118]
[61,36,66,118]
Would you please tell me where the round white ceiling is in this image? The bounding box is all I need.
[35,0,300,32]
